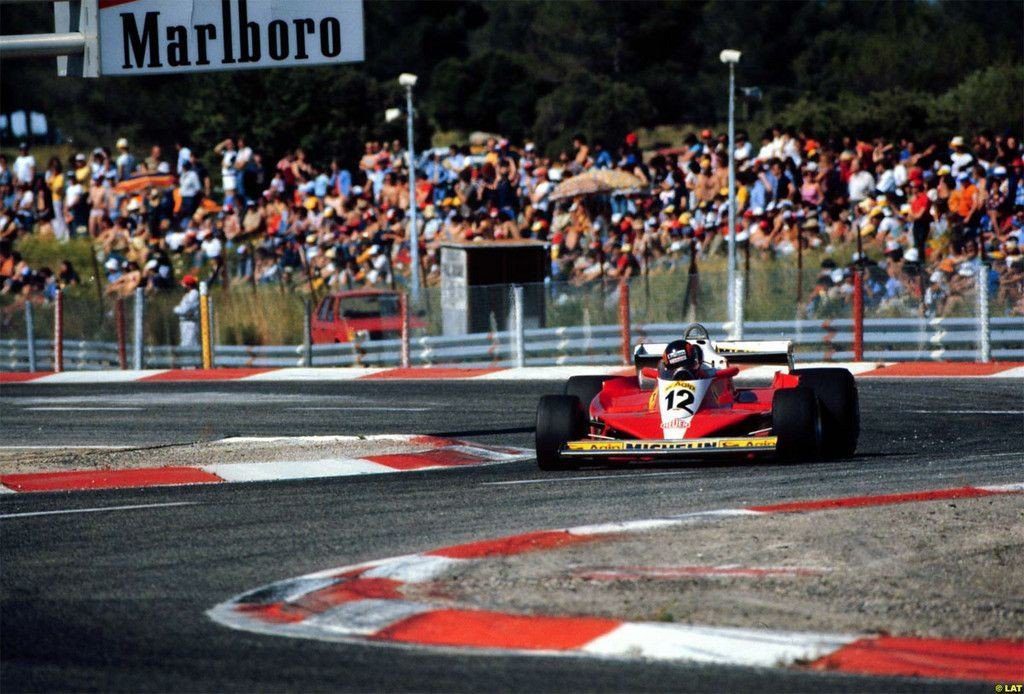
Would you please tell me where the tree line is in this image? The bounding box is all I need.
[1,0,1020,168]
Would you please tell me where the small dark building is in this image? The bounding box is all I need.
[440,241,548,335]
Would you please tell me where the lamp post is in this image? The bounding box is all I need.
[719,49,741,335]
[398,73,420,304]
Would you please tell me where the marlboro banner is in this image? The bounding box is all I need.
[99,0,364,76]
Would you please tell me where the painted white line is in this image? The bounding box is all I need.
[22,407,143,412]
[979,482,1024,492]
[303,598,434,636]
[242,368,387,381]
[361,554,463,582]
[481,469,702,486]
[0,445,133,450]
[285,407,431,412]
[0,501,197,519]
[569,518,684,535]
[201,459,388,482]
[32,370,165,384]
[990,366,1024,378]
[214,435,421,445]
[445,444,532,462]
[581,622,855,665]
[673,508,763,519]
[906,410,1023,414]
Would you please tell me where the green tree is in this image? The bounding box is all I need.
[2,0,1021,159]
[937,64,1024,135]
[426,51,549,141]
[533,73,654,155]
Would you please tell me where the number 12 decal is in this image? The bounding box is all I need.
[664,389,694,413]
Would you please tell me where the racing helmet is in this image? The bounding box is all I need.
[659,339,703,380]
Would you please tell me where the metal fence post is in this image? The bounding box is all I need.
[24,301,36,372]
[302,299,313,368]
[399,292,411,368]
[115,298,127,369]
[853,270,864,361]
[207,292,216,368]
[512,285,526,368]
[618,280,631,365]
[133,287,144,370]
[733,275,744,340]
[199,282,212,369]
[53,288,64,373]
[486,312,500,365]
[978,264,991,363]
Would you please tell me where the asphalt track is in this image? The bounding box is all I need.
[1,378,1022,693]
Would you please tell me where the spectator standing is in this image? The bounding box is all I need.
[144,145,163,173]
[234,136,253,200]
[178,161,202,219]
[0,155,12,208]
[215,139,238,205]
[64,158,88,236]
[908,178,932,252]
[173,275,200,348]
[949,136,973,176]
[45,157,69,241]
[87,174,112,238]
[175,142,192,175]
[13,143,35,186]
[847,157,875,205]
[115,138,136,180]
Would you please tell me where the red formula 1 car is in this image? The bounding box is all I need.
[535,324,859,470]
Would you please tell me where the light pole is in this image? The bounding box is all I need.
[720,49,741,335]
[398,72,421,304]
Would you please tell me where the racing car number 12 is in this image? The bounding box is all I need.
[664,389,694,413]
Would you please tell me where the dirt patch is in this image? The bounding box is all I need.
[418,495,1024,639]
[0,437,431,474]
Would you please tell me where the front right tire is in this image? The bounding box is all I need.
[563,375,613,409]
[535,394,586,470]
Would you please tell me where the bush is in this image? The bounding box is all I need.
[937,64,1024,135]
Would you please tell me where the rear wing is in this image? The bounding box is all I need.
[633,340,794,371]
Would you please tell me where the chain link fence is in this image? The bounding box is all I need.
[2,262,1022,371]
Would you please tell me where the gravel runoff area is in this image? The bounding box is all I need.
[0,437,437,475]
[423,494,1024,640]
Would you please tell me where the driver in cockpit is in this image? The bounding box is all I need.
[658,339,712,381]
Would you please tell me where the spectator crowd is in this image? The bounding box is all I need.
[2,126,1023,319]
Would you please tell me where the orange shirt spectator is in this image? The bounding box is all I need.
[953,182,976,218]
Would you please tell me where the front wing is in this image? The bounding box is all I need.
[560,436,778,459]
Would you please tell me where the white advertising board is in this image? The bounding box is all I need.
[99,0,364,76]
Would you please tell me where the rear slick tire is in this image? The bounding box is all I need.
[772,387,823,462]
[535,395,585,471]
[792,368,860,458]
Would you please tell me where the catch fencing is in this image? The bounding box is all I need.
[3,316,1022,372]
[3,261,1023,372]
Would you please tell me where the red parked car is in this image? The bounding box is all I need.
[310,290,422,344]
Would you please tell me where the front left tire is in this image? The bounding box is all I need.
[535,395,586,470]
[772,387,823,461]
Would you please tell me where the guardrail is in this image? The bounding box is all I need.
[4,317,1022,372]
